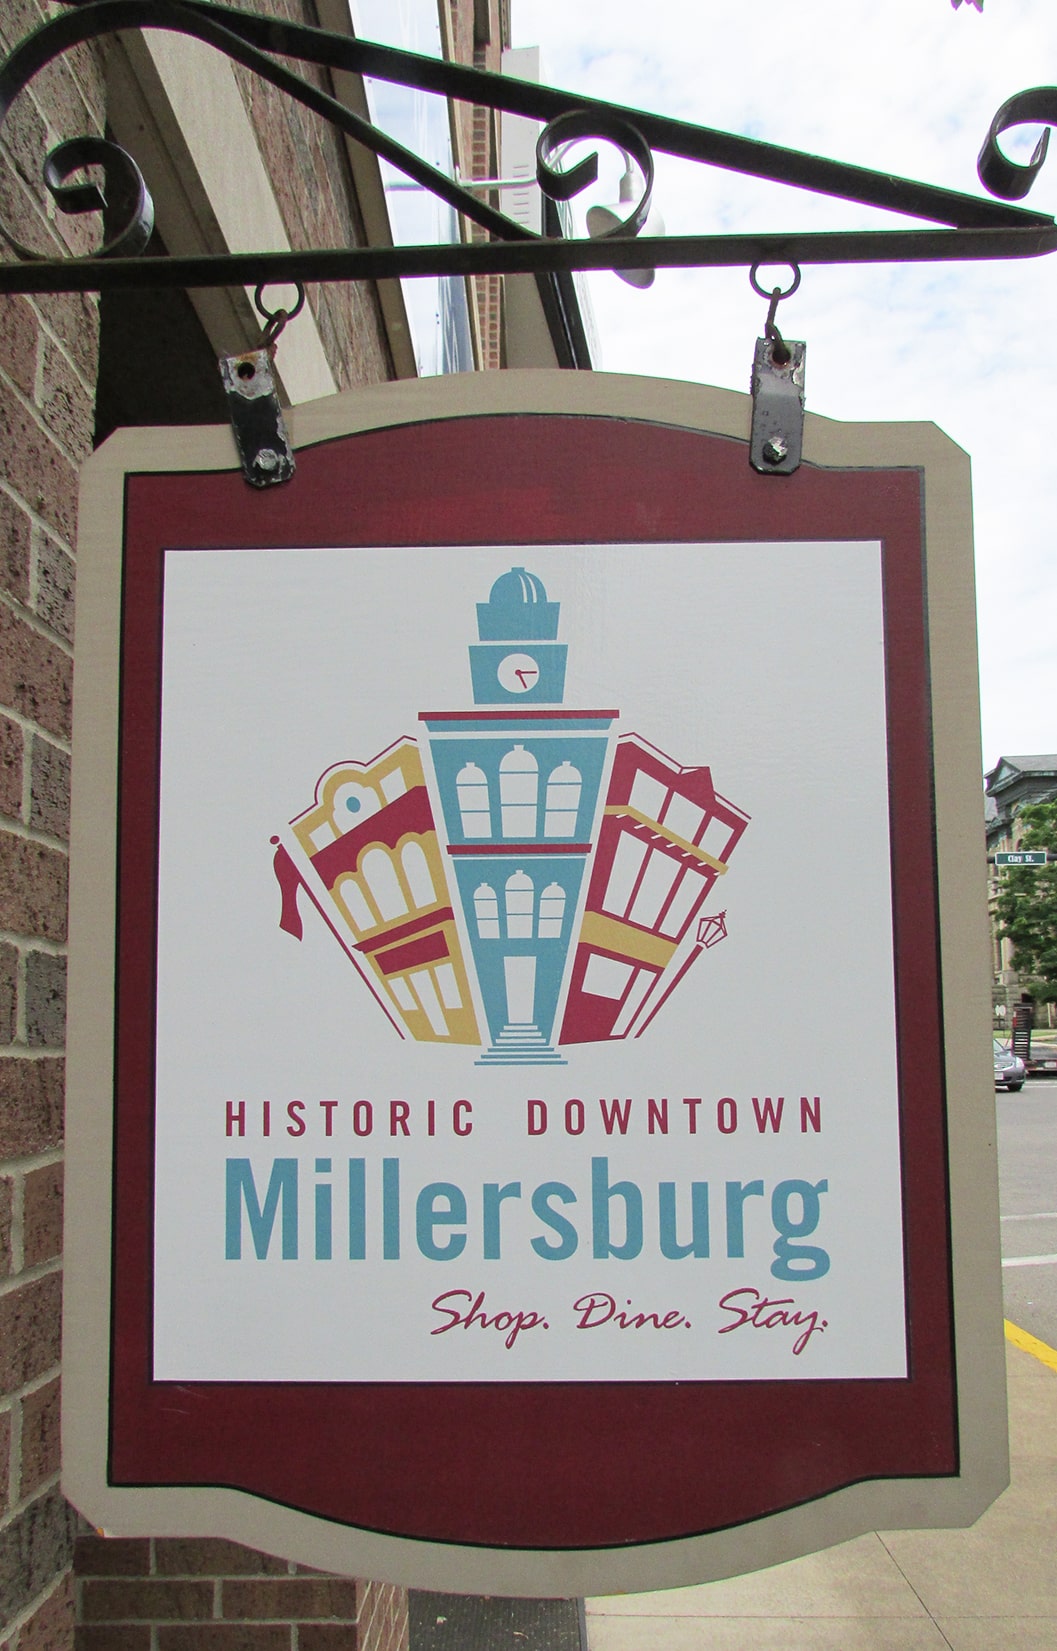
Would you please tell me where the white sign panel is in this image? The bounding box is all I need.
[152,538,903,1384]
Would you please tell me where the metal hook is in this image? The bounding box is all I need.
[749,262,800,367]
[254,281,306,351]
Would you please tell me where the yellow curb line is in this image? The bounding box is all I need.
[1005,1318,1057,1372]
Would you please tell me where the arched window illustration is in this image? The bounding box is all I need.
[500,746,538,838]
[335,874,375,934]
[456,762,491,838]
[544,762,582,838]
[537,882,566,938]
[360,847,408,922]
[400,841,436,910]
[474,882,500,939]
[505,870,535,938]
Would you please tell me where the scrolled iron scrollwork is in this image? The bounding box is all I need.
[535,110,654,240]
[978,88,1055,202]
[0,0,1053,294]
[40,137,154,259]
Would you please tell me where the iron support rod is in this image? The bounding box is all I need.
[0,225,1055,295]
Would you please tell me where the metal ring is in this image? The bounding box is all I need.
[254,280,306,324]
[749,261,801,301]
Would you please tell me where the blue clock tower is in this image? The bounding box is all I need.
[422,568,616,1064]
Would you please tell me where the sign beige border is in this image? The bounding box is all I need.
[63,369,1006,1595]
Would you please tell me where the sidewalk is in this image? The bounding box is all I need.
[585,1339,1057,1651]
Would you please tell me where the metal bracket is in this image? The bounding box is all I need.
[219,349,295,488]
[750,337,806,476]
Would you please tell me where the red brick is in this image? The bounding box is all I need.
[79,1579,213,1621]
[222,1579,358,1620]
[0,491,31,608]
[0,717,22,823]
[0,400,80,546]
[0,295,38,402]
[73,1535,151,1578]
[75,1630,151,1651]
[0,1056,64,1158]
[0,605,72,742]
[299,1629,360,1651]
[0,942,15,1044]
[154,1537,287,1577]
[159,1630,289,1651]
[20,1375,60,1496]
[24,951,65,1049]
[22,1162,62,1267]
[0,1177,11,1277]
[0,1270,62,1390]
[9,1566,74,1650]
[32,540,74,649]
[0,833,68,942]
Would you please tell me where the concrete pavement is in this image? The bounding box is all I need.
[585,1336,1057,1651]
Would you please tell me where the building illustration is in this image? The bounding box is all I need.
[272,738,480,1044]
[274,567,749,1064]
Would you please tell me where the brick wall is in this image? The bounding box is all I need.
[0,5,408,1649]
[0,4,103,1646]
[73,1537,409,1651]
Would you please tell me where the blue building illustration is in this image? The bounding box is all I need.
[421,568,616,1064]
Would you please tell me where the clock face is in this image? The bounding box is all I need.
[497,652,540,694]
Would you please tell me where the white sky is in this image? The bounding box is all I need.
[512,0,1057,774]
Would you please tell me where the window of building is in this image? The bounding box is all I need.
[544,761,582,837]
[401,841,436,909]
[505,870,535,937]
[474,882,501,938]
[335,874,376,933]
[537,882,566,938]
[602,831,648,916]
[500,746,538,837]
[627,847,681,929]
[582,953,634,1000]
[360,847,408,921]
[457,762,492,837]
[628,768,668,825]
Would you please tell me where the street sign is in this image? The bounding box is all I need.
[995,851,1048,866]
[64,371,1007,1595]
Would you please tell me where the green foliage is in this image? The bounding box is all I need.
[995,801,1057,989]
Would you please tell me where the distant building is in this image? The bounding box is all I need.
[984,754,1057,1000]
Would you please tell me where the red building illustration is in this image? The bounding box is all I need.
[559,735,750,1044]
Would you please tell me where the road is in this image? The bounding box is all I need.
[997,1075,1057,1349]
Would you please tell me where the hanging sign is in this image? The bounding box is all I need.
[64,371,1007,1594]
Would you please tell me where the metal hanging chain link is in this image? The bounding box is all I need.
[254,282,306,353]
[749,262,801,367]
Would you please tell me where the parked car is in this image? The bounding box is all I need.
[994,1038,1026,1092]
[1025,1045,1057,1077]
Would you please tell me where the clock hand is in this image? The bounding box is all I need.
[515,667,538,689]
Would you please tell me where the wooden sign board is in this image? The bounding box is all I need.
[63,370,1007,1594]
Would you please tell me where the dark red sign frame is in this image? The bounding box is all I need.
[108,413,953,1549]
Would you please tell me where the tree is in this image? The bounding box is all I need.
[995,801,1057,992]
